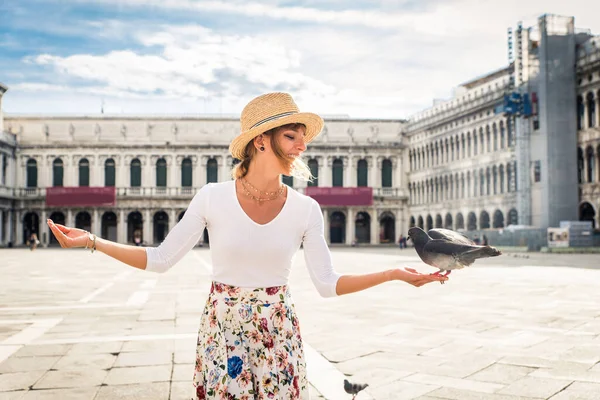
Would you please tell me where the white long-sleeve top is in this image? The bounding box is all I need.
[145,180,341,297]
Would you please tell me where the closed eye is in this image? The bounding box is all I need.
[285,135,294,140]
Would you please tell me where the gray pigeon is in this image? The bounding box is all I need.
[407,227,501,282]
[344,379,368,399]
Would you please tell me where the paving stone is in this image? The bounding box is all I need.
[0,371,46,391]
[52,353,116,370]
[103,365,172,385]
[548,381,600,399]
[66,342,123,355]
[427,386,545,399]
[467,363,537,385]
[170,381,194,399]
[32,369,107,389]
[20,387,99,399]
[114,351,172,367]
[403,373,504,394]
[367,379,438,400]
[498,376,572,398]
[0,391,26,400]
[529,368,600,383]
[11,345,71,358]
[95,382,170,400]
[172,363,193,382]
[0,356,59,373]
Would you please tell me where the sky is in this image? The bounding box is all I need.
[1,0,599,119]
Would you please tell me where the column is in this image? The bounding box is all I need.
[583,156,589,183]
[370,208,379,244]
[65,209,73,228]
[197,156,206,187]
[320,156,330,187]
[0,209,4,245]
[15,210,22,246]
[169,209,177,231]
[92,209,99,236]
[394,209,403,241]
[582,103,588,130]
[118,209,126,244]
[345,208,354,245]
[392,156,401,188]
[322,208,330,244]
[169,156,177,189]
[596,98,600,128]
[144,209,152,245]
[368,156,377,189]
[119,156,127,188]
[7,210,13,246]
[219,155,228,182]
[144,156,153,188]
[40,209,47,246]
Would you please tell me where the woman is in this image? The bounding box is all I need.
[47,92,447,399]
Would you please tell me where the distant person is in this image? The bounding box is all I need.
[28,233,39,251]
[398,234,407,249]
[46,92,448,398]
[483,234,489,246]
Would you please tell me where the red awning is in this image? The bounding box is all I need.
[46,187,116,207]
[305,187,373,206]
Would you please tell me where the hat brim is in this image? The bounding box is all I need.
[229,112,323,160]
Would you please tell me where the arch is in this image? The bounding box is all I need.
[75,211,91,232]
[435,214,442,229]
[130,158,142,187]
[153,211,169,243]
[577,147,584,184]
[493,209,504,228]
[181,158,193,187]
[499,121,505,149]
[480,210,490,229]
[579,202,596,229]
[577,95,584,130]
[127,211,143,244]
[156,158,167,187]
[79,158,90,187]
[53,158,64,187]
[104,158,116,187]
[26,158,37,188]
[586,146,594,183]
[508,208,518,226]
[379,212,395,243]
[426,215,433,231]
[409,216,416,228]
[357,159,368,187]
[101,211,117,242]
[48,211,65,246]
[467,212,477,231]
[329,211,346,244]
[587,92,596,128]
[23,212,40,245]
[207,158,218,183]
[444,213,453,229]
[455,213,464,230]
[332,158,344,187]
[355,212,371,243]
[308,158,319,186]
[417,215,424,229]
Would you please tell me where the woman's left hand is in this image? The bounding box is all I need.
[397,267,448,287]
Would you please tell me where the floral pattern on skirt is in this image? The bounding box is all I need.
[193,282,309,399]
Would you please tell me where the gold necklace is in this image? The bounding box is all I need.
[239,179,285,203]
[242,178,283,196]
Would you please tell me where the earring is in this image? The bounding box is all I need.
[260,146,265,151]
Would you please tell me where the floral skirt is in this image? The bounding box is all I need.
[193,282,309,399]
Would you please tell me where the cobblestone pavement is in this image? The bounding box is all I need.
[1,247,600,399]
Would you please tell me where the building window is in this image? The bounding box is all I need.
[1,154,7,185]
[381,159,392,188]
[130,158,142,187]
[308,158,318,186]
[26,158,37,188]
[105,158,116,187]
[282,175,293,187]
[533,160,541,183]
[53,158,64,187]
[206,158,218,183]
[181,158,192,187]
[587,92,596,128]
[357,159,368,187]
[332,158,343,187]
[156,158,167,187]
[79,158,90,187]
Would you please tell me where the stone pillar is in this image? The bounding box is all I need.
[169,209,177,231]
[118,209,126,244]
[119,156,127,188]
[345,208,354,245]
[583,156,589,183]
[392,156,400,188]
[144,209,152,245]
[219,155,228,182]
[395,209,403,241]
[345,157,354,188]
[376,156,384,189]
[582,103,588,130]
[0,210,4,245]
[169,156,177,189]
[198,156,207,187]
[322,208,330,244]
[66,209,74,228]
[318,156,329,187]
[92,209,99,236]
[370,208,379,244]
[40,209,47,247]
[15,210,22,246]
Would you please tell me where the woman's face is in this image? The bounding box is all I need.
[271,125,307,174]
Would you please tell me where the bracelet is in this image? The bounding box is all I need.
[85,231,97,253]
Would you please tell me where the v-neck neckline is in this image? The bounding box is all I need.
[232,180,290,227]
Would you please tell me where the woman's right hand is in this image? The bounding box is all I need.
[47,219,90,249]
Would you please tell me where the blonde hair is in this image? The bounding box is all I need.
[232,123,313,182]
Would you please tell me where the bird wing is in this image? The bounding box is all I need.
[423,239,479,256]
[427,228,474,245]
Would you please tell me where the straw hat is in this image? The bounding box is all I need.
[229,92,324,160]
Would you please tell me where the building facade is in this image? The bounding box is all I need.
[1,108,408,247]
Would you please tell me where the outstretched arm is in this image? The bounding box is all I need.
[335,267,447,296]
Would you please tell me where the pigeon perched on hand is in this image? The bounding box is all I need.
[344,379,368,399]
[407,227,501,282]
